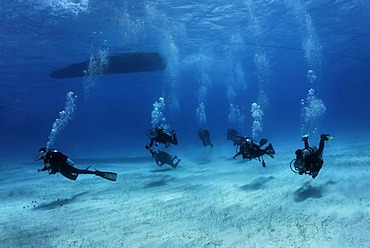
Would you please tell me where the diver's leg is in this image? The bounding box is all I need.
[59,170,78,180]
[155,160,161,166]
[303,138,310,149]
[58,164,80,180]
[74,168,97,175]
[171,133,178,145]
[316,138,325,157]
[174,159,181,168]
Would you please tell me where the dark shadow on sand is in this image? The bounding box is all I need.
[294,180,336,202]
[192,156,213,165]
[144,179,167,188]
[32,192,88,210]
[239,176,274,192]
[151,168,173,173]
[144,175,175,188]
[75,156,152,164]
[294,182,323,202]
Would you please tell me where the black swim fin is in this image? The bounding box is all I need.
[95,170,117,182]
[264,143,275,158]
[259,138,268,147]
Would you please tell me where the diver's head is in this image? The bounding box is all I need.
[35,147,47,161]
[227,129,236,140]
[295,149,303,157]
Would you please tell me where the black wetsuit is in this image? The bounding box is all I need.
[233,139,263,160]
[146,128,178,148]
[295,137,325,178]
[198,128,213,148]
[149,149,181,168]
[39,150,97,181]
[233,137,275,167]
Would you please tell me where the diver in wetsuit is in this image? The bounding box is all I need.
[233,137,275,167]
[227,129,244,146]
[292,134,333,179]
[148,148,181,168]
[198,128,214,148]
[35,147,117,181]
[145,126,178,149]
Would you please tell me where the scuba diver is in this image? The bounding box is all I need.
[145,126,178,149]
[148,148,181,168]
[227,128,244,146]
[233,137,275,167]
[198,128,214,148]
[290,134,333,179]
[35,147,117,181]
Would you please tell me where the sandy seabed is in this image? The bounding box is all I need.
[1,140,370,248]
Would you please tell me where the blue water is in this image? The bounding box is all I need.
[1,0,370,163]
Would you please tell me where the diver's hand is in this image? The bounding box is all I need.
[145,145,149,149]
[37,169,42,172]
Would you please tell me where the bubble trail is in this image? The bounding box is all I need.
[245,0,271,138]
[251,102,263,139]
[83,49,109,100]
[196,102,207,126]
[151,97,169,130]
[46,92,77,149]
[300,87,326,135]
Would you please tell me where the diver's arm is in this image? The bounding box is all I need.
[148,148,155,156]
[38,164,49,172]
[233,152,242,159]
[38,160,50,172]
[171,132,178,145]
[145,138,154,149]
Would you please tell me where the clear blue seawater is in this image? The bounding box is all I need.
[1,0,369,162]
[2,1,370,247]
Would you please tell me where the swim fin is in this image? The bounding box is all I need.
[95,170,117,182]
[259,138,268,147]
[264,143,275,158]
[321,134,335,142]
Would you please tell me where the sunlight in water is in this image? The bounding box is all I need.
[285,0,322,70]
[45,0,89,15]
